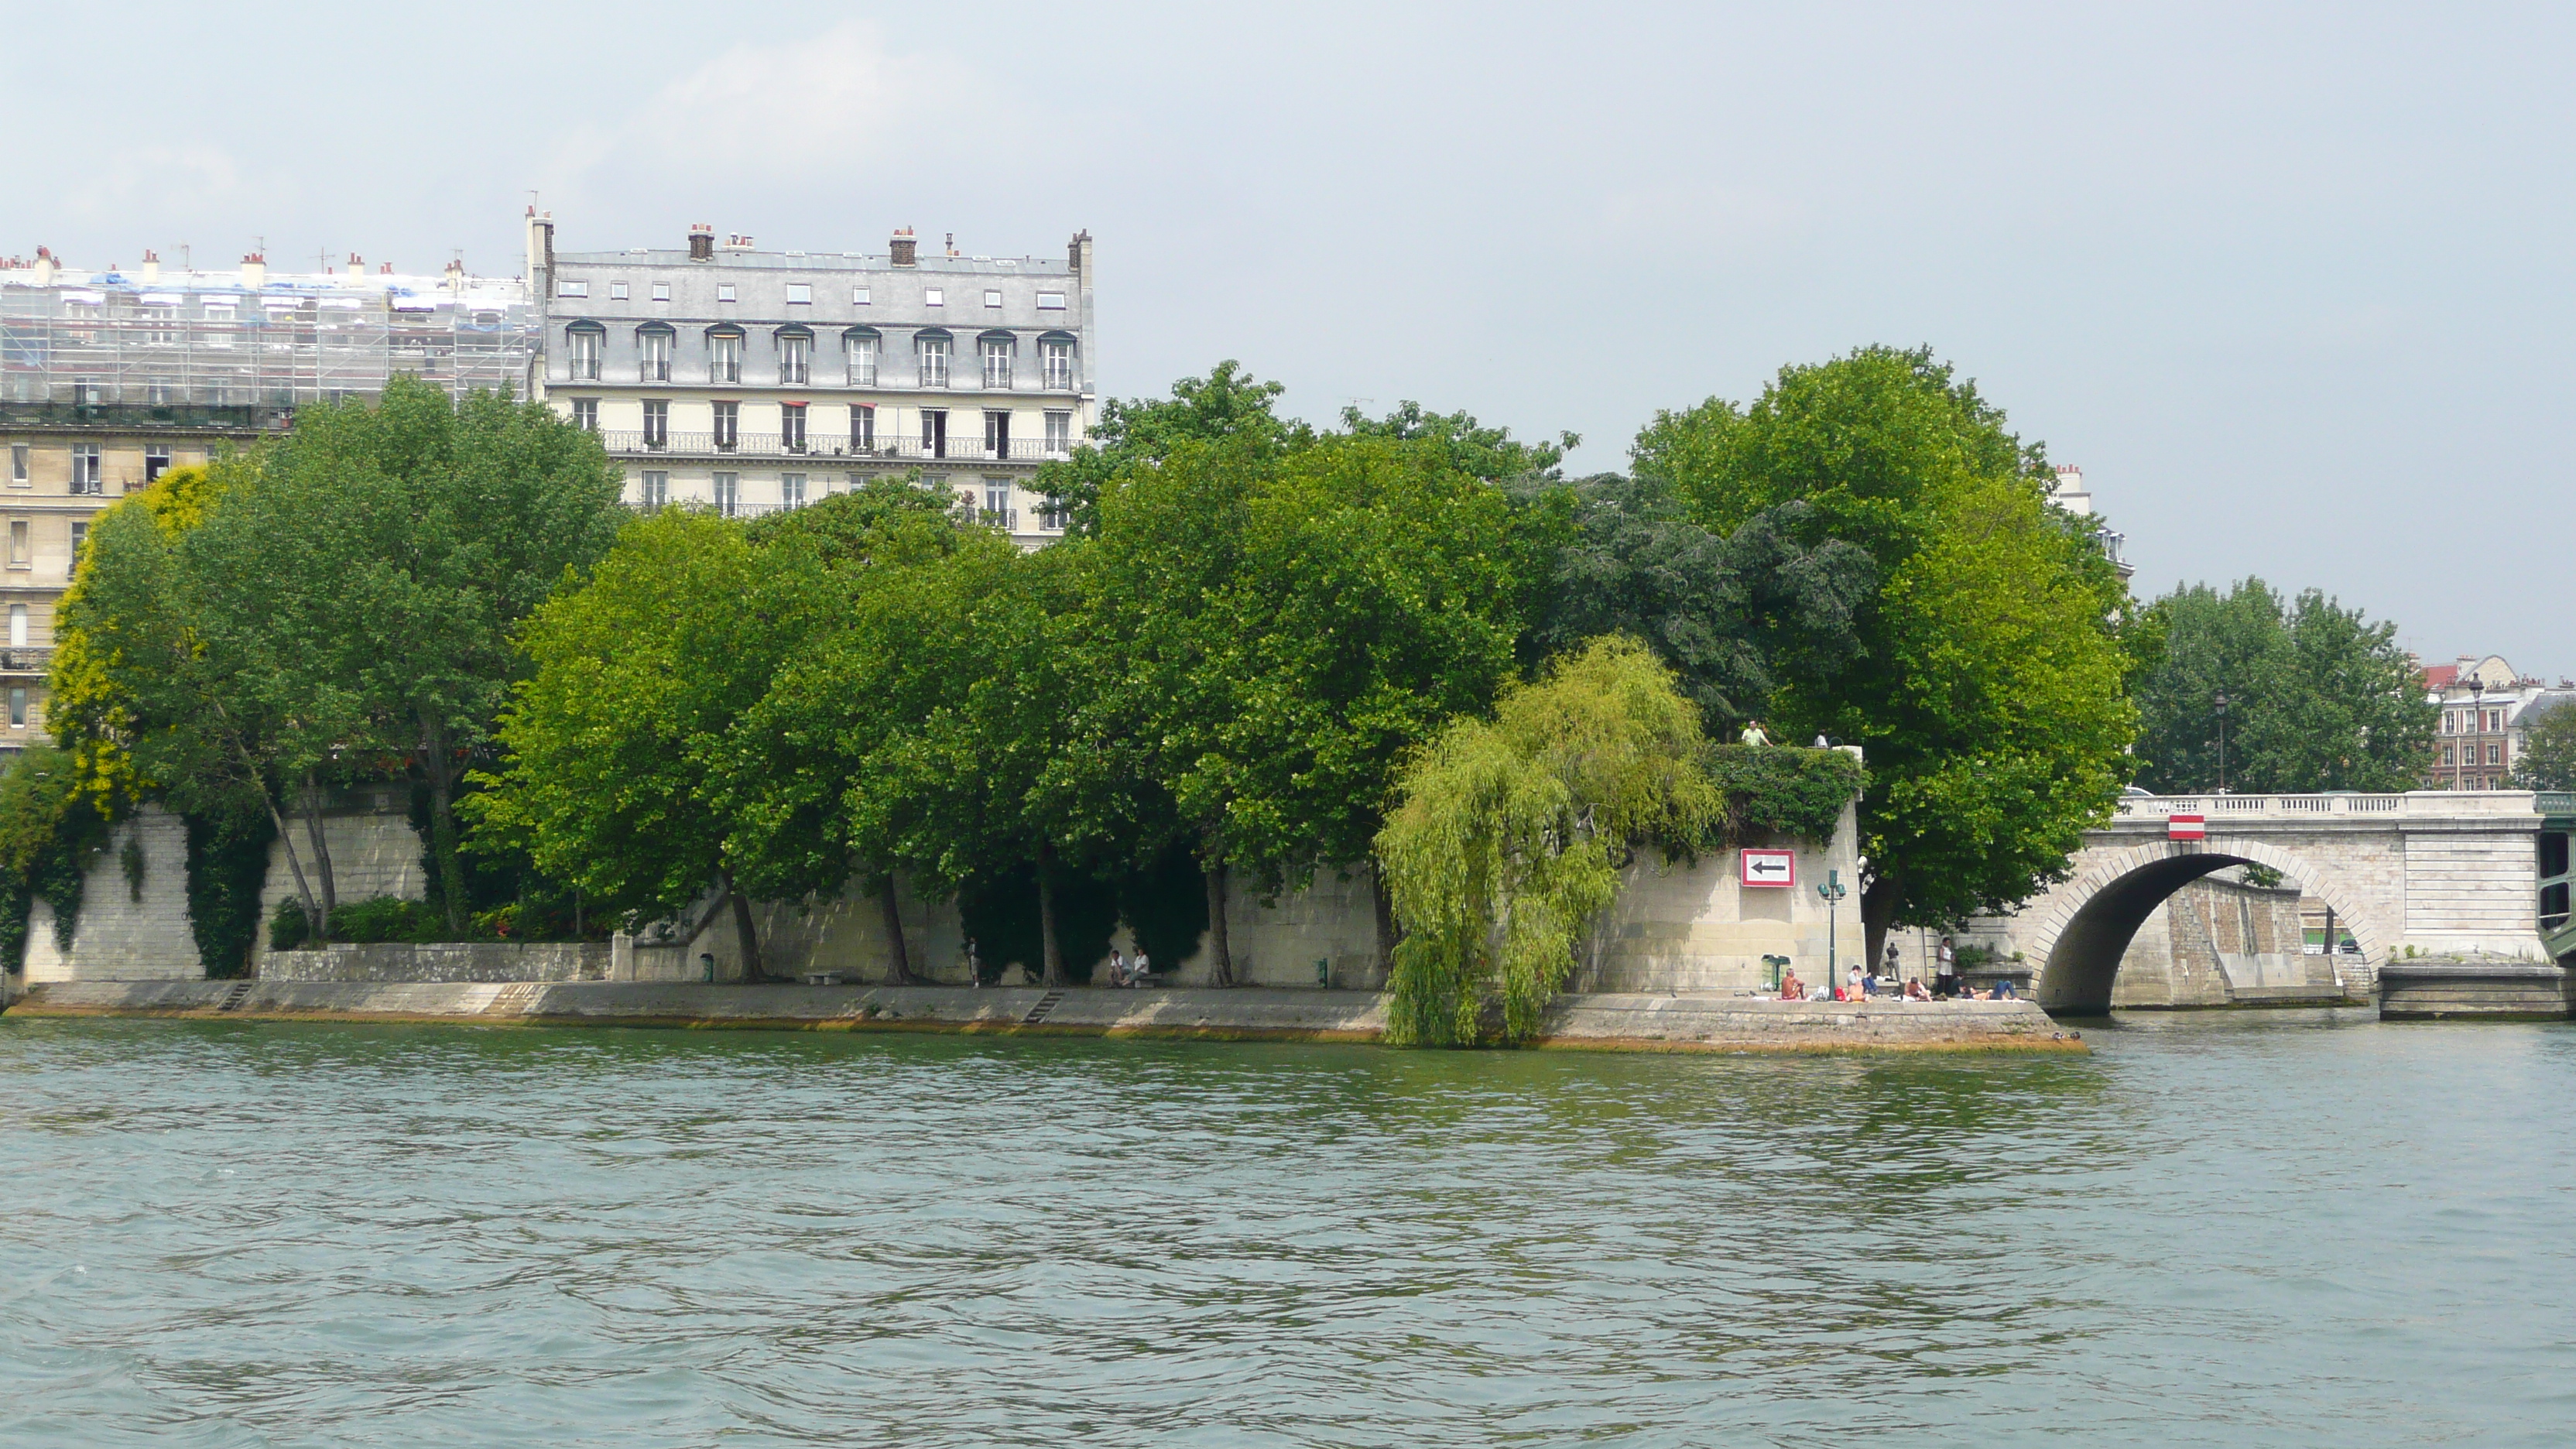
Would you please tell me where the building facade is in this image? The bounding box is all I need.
[0,245,536,745]
[529,216,1094,545]
[2420,653,2575,790]
[2047,464,2132,578]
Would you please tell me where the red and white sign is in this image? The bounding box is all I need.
[1740,849,1797,887]
[2167,813,2206,841]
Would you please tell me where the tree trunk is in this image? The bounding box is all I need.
[1861,876,1900,983]
[1204,851,1234,987]
[300,772,337,940]
[876,873,914,985]
[1369,860,1399,988]
[1036,841,1065,987]
[263,793,323,945]
[725,874,766,981]
[419,714,464,935]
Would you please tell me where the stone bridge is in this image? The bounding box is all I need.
[1971,791,2574,1014]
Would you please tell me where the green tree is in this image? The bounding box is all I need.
[1635,345,2138,964]
[1377,637,1719,1046]
[1032,360,1313,536]
[192,379,627,933]
[2509,699,2576,791]
[51,460,348,936]
[1514,473,1878,733]
[1064,430,1538,981]
[479,484,971,980]
[2131,579,2434,793]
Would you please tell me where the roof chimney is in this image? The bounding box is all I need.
[32,248,57,286]
[348,252,364,275]
[688,224,715,262]
[890,228,917,268]
[141,250,160,285]
[1068,229,1091,277]
[944,231,957,257]
[240,252,265,289]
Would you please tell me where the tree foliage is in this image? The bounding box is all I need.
[2130,578,2434,793]
[1634,345,2138,960]
[2509,699,2576,792]
[1379,638,1719,1046]
[1514,472,1877,732]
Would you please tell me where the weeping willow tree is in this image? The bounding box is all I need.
[1377,636,1721,1046]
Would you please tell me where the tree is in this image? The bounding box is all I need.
[483,484,977,981]
[1377,637,1718,1046]
[1635,345,2138,965]
[1062,429,1540,982]
[1032,361,1313,536]
[1514,473,1878,734]
[50,461,349,937]
[2509,699,2576,791]
[192,379,626,933]
[2130,579,2434,793]
[470,509,811,978]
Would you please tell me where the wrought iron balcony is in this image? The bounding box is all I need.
[600,430,1072,463]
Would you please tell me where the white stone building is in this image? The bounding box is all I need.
[528,214,1095,546]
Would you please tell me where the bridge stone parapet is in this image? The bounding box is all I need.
[1968,792,2557,1013]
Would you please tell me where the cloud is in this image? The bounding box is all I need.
[541,22,1010,203]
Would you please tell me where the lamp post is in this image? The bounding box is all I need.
[1816,868,1848,988]
[2215,691,2230,793]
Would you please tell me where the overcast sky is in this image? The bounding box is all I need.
[15,2,2570,678]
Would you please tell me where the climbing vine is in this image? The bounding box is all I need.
[185,806,276,978]
[1694,744,1867,851]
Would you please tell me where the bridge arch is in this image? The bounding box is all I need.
[2026,838,2388,1014]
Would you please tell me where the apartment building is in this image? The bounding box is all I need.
[0,245,536,745]
[530,215,1095,544]
[2422,653,2574,789]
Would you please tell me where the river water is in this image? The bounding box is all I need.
[1,1012,2570,1447]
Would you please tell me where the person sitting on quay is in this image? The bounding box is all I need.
[1903,978,1931,1002]
[1777,968,1804,1002]
[1132,948,1151,987]
[1108,949,1130,988]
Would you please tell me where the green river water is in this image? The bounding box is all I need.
[1,1010,2570,1447]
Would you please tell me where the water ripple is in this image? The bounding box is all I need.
[1,1012,2571,1446]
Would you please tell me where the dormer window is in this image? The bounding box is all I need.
[566,323,604,381]
[923,288,944,307]
[786,283,811,305]
[708,327,743,383]
[557,279,589,298]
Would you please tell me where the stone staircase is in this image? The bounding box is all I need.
[1021,989,1066,1026]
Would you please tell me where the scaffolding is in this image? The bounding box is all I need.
[0,256,537,421]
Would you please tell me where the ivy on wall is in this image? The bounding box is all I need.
[184,807,276,979]
[1695,744,1869,851]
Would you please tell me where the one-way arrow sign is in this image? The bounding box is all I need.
[1740,849,1797,888]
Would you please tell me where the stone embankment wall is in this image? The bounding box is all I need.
[671,793,1866,997]
[2,980,2081,1052]
[265,942,612,984]
[2378,958,2574,1019]
[17,772,1869,1002]
[249,802,428,974]
[22,807,198,984]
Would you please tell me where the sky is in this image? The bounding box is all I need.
[12,1,2570,678]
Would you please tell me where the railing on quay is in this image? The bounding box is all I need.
[598,430,1070,464]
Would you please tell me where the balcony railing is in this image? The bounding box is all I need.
[600,430,1072,463]
[0,647,56,675]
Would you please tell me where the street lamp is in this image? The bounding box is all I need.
[2214,691,2230,793]
[1816,868,1848,988]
